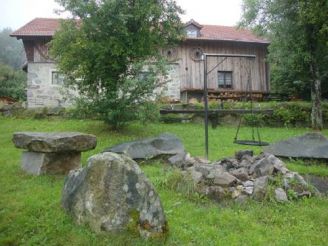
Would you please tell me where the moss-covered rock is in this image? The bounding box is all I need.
[62,152,167,238]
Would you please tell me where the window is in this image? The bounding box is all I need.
[186,29,198,38]
[218,71,233,89]
[52,71,65,85]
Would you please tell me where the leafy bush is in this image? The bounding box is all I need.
[0,63,26,101]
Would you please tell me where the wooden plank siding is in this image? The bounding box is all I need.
[174,40,269,93]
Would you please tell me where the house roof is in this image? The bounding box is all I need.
[11,18,269,44]
[11,18,61,37]
[195,25,269,44]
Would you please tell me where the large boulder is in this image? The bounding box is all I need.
[13,132,97,152]
[264,132,328,159]
[103,133,185,160]
[62,152,167,238]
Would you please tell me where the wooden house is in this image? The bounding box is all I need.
[11,18,269,108]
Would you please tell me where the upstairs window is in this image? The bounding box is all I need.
[52,71,65,85]
[218,71,233,89]
[186,29,198,38]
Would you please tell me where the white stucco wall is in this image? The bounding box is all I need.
[26,62,75,108]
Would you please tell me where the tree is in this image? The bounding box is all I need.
[51,0,183,129]
[240,0,328,130]
[0,28,26,69]
[0,63,26,100]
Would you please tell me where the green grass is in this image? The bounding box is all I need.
[1,117,328,245]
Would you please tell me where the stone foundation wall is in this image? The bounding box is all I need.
[26,62,75,108]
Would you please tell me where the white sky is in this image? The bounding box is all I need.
[0,0,242,30]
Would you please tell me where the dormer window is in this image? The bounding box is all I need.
[187,29,198,38]
[184,19,203,38]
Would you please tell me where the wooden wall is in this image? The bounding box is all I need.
[174,40,269,93]
[23,38,53,63]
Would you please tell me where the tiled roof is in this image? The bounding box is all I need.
[11,18,62,37]
[11,18,269,44]
[195,24,269,44]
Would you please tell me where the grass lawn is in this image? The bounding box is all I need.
[0,117,328,245]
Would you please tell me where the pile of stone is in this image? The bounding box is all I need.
[104,133,319,203]
[13,132,97,175]
[168,150,318,203]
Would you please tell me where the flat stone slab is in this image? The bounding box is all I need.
[264,133,328,159]
[13,132,97,153]
[22,151,81,175]
[103,133,185,159]
[304,175,328,195]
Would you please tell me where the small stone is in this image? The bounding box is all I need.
[230,167,249,181]
[213,172,238,187]
[205,186,226,201]
[243,186,254,195]
[252,176,269,201]
[190,170,203,184]
[297,191,312,198]
[235,194,249,204]
[275,188,288,202]
[243,180,254,187]
[249,156,274,177]
[266,154,288,174]
[194,164,216,177]
[231,189,241,199]
[168,152,188,168]
[235,150,254,161]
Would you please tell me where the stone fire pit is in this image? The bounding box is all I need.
[13,132,97,175]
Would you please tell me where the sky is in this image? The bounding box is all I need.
[0,0,243,30]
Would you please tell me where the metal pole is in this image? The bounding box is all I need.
[203,54,209,159]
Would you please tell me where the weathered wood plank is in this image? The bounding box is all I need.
[160,109,274,115]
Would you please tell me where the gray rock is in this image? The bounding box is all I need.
[243,186,254,195]
[235,194,249,204]
[275,188,288,202]
[239,157,254,168]
[243,180,254,187]
[230,167,249,181]
[203,186,226,201]
[304,175,328,195]
[168,152,187,168]
[249,156,274,177]
[266,154,288,174]
[219,158,239,170]
[213,171,238,187]
[21,151,81,175]
[194,164,213,177]
[13,132,97,152]
[103,133,184,160]
[62,152,167,238]
[252,176,269,201]
[243,180,254,195]
[190,169,203,184]
[235,150,253,161]
[264,132,328,159]
[231,185,243,198]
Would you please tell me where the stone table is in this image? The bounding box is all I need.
[13,132,97,175]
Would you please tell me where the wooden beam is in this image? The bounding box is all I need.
[160,109,274,115]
